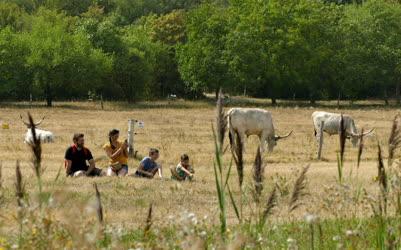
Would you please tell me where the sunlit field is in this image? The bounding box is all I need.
[0,98,400,249]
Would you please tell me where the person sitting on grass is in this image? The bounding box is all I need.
[65,133,103,177]
[171,154,194,181]
[103,129,129,177]
[135,148,163,179]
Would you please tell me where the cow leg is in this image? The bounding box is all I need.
[259,132,271,152]
[239,133,246,153]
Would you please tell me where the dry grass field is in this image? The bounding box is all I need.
[0,98,400,248]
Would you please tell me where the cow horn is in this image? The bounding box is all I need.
[34,116,45,126]
[275,131,293,141]
[19,114,30,127]
[351,128,375,138]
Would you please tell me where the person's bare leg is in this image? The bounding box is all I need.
[118,168,127,176]
[107,167,117,177]
[73,170,86,177]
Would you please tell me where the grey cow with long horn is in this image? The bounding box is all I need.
[312,111,374,147]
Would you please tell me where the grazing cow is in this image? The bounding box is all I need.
[311,111,374,147]
[20,115,54,144]
[227,108,292,152]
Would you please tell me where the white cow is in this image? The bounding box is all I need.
[227,108,292,152]
[311,111,374,147]
[20,115,54,144]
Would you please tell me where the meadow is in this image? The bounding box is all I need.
[0,97,400,249]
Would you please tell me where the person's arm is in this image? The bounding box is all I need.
[86,159,95,176]
[65,160,72,176]
[104,146,123,160]
[122,140,129,157]
[85,150,95,176]
[180,166,193,177]
[157,164,163,178]
[65,148,73,176]
[137,163,154,178]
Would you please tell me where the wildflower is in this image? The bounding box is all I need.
[304,213,319,224]
[332,235,340,241]
[287,238,296,244]
[345,230,360,237]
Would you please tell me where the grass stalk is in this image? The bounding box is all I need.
[15,160,25,208]
[27,113,43,200]
[339,114,346,165]
[259,186,277,228]
[388,114,401,167]
[253,147,264,203]
[337,153,343,184]
[144,203,153,236]
[289,165,309,212]
[94,183,104,224]
[357,128,365,169]
[377,143,388,215]
[216,88,226,153]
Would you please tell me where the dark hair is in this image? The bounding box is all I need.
[181,154,189,161]
[73,133,84,142]
[149,148,159,155]
[109,129,119,149]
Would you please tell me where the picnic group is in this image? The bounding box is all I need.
[64,130,194,181]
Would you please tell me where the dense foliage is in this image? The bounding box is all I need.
[0,0,400,105]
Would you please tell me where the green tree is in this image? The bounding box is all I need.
[25,9,111,106]
[339,0,401,104]
[45,0,92,16]
[0,2,26,30]
[0,28,31,100]
[177,3,233,98]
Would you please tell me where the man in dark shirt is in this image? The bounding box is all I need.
[65,133,103,177]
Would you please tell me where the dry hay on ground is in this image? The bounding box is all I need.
[0,100,398,227]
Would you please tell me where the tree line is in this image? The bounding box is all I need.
[0,0,400,106]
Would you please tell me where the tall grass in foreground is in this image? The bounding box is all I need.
[4,111,401,248]
[388,114,401,166]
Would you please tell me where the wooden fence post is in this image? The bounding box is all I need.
[317,120,324,160]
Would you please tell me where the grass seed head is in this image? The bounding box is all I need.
[144,203,153,236]
[216,88,226,152]
[388,114,401,166]
[28,112,42,177]
[261,186,277,226]
[94,183,104,224]
[15,160,25,207]
[253,147,264,202]
[357,128,365,169]
[289,165,310,212]
[232,130,244,187]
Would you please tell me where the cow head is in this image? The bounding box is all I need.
[20,114,45,129]
[266,131,293,152]
[348,129,375,147]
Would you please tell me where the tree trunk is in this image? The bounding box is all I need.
[215,88,219,100]
[396,82,400,105]
[271,98,277,105]
[310,99,316,105]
